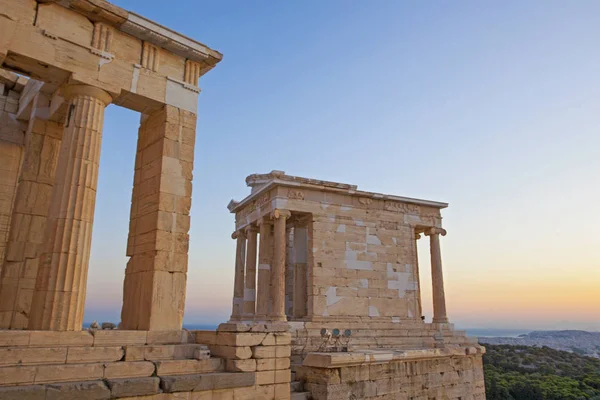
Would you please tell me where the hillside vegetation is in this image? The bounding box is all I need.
[484,344,600,400]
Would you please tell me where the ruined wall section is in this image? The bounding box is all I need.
[0,1,221,115]
[298,353,486,400]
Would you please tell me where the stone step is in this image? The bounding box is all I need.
[124,344,210,361]
[0,343,210,367]
[154,358,224,376]
[159,372,255,393]
[290,380,303,392]
[0,357,224,386]
[0,371,257,399]
[0,361,151,386]
[291,392,311,400]
[0,330,195,348]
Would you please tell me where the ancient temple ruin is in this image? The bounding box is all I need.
[223,171,487,399]
[0,1,291,399]
[0,0,485,398]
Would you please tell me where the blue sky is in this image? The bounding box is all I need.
[85,1,600,330]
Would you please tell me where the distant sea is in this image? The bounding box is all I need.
[463,328,531,338]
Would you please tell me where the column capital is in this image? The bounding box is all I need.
[271,209,291,220]
[414,233,422,240]
[425,227,447,237]
[231,230,246,240]
[245,224,259,234]
[62,84,112,106]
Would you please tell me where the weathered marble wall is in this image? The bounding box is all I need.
[298,353,486,400]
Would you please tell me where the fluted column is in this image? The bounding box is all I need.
[29,85,111,330]
[230,230,246,321]
[425,227,448,324]
[243,224,258,318]
[269,209,290,321]
[255,217,272,320]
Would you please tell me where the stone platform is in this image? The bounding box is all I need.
[297,346,486,400]
[0,328,292,399]
[288,319,478,365]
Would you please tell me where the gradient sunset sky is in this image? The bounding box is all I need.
[83,0,600,330]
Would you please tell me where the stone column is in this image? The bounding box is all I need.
[121,105,197,330]
[229,230,246,321]
[425,227,448,324]
[269,209,290,321]
[0,93,63,329]
[243,225,258,318]
[255,217,272,320]
[29,85,111,331]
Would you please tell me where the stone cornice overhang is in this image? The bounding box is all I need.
[53,0,222,69]
[228,178,449,214]
[303,345,485,368]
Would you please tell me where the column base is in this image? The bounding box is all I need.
[267,315,287,322]
[432,317,449,324]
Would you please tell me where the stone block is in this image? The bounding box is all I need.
[104,361,156,379]
[106,377,160,398]
[66,346,124,363]
[0,385,46,400]
[91,330,147,346]
[0,365,36,385]
[45,380,110,400]
[217,332,266,347]
[232,386,257,400]
[256,358,276,371]
[0,331,30,346]
[147,330,187,344]
[275,333,291,345]
[340,365,370,383]
[253,384,275,399]
[212,372,255,390]
[28,331,93,347]
[211,390,234,400]
[216,323,251,333]
[0,347,67,366]
[141,344,177,360]
[34,363,104,384]
[274,382,291,399]
[226,359,256,372]
[256,370,275,385]
[275,369,291,384]
[161,374,202,393]
[251,345,290,359]
[155,359,223,375]
[194,330,218,345]
[124,346,145,361]
[191,391,214,400]
[209,345,252,360]
[194,347,210,360]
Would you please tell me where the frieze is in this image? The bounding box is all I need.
[358,197,373,205]
[257,191,271,207]
[235,191,272,223]
[384,201,420,215]
[287,190,305,200]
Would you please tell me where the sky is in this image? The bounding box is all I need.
[84,0,600,331]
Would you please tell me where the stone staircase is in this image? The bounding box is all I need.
[0,330,255,399]
[290,366,311,399]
